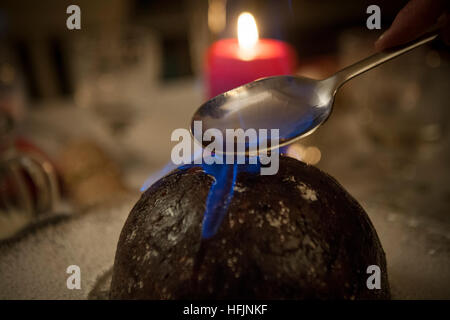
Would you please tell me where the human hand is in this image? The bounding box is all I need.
[375,0,449,51]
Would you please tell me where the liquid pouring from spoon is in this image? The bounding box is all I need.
[191,31,438,154]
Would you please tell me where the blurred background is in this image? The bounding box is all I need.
[0,0,449,299]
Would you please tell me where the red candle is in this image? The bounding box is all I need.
[205,12,297,99]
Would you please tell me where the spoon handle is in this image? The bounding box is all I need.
[332,30,438,88]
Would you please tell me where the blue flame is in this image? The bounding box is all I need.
[195,108,263,238]
[200,156,261,239]
[201,161,237,239]
[140,153,263,239]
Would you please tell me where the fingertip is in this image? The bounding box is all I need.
[374,33,386,51]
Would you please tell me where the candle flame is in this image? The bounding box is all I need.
[237,12,259,55]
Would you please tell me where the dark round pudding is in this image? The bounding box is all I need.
[110,156,390,299]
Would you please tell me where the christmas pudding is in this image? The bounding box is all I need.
[110,156,389,299]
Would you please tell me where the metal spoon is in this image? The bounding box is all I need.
[191,31,438,153]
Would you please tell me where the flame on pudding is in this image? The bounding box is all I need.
[141,154,261,239]
[237,12,259,60]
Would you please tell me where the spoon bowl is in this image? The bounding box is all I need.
[191,75,337,152]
